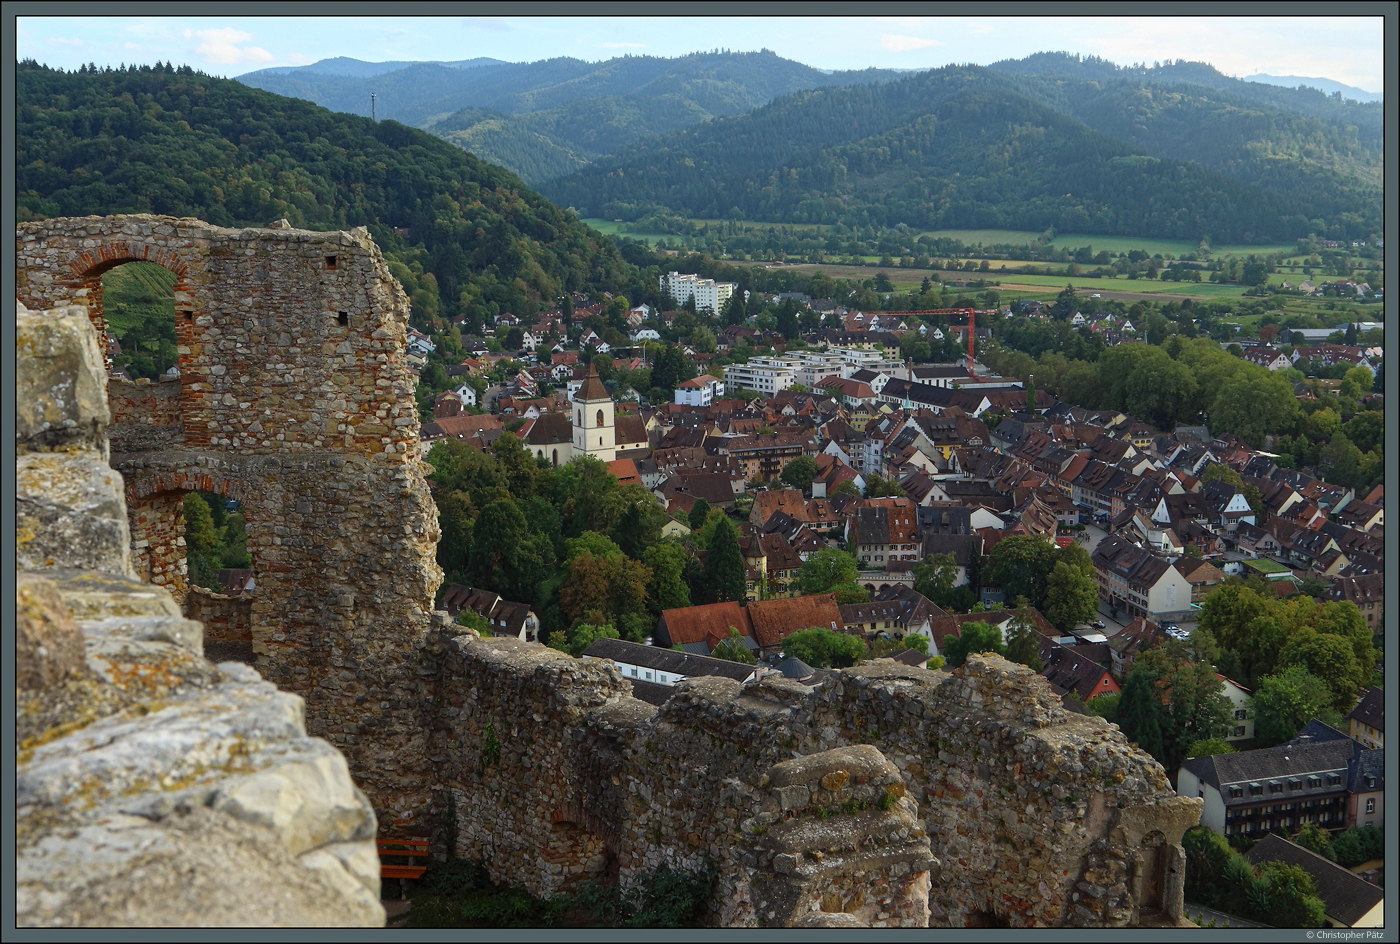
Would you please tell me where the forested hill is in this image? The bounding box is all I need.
[242,56,508,80]
[15,61,639,329]
[539,62,1381,243]
[237,50,908,184]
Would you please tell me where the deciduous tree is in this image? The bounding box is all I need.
[940,620,1005,669]
[795,548,860,596]
[782,627,865,668]
[1043,560,1098,630]
[1250,664,1337,747]
[780,455,818,493]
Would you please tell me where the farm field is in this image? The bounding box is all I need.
[730,261,1227,304]
[918,229,1297,259]
[580,218,675,243]
[990,273,1250,297]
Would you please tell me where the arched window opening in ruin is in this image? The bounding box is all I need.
[595,409,604,427]
[102,260,179,381]
[128,480,259,664]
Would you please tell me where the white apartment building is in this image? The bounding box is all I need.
[723,359,795,395]
[836,348,905,375]
[772,350,845,388]
[675,374,725,406]
[661,271,737,314]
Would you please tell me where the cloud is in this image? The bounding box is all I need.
[183,26,252,44]
[599,42,646,49]
[880,34,941,52]
[182,26,273,65]
[46,36,84,47]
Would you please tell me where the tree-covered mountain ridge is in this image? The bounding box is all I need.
[538,59,1380,243]
[236,49,910,184]
[14,60,640,329]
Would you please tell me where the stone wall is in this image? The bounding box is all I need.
[429,628,1199,928]
[107,375,183,451]
[15,300,384,927]
[17,216,443,831]
[18,215,421,455]
[185,585,255,663]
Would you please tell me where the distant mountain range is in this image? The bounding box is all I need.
[541,54,1381,243]
[236,50,909,183]
[233,50,1381,243]
[240,56,507,79]
[1244,74,1382,103]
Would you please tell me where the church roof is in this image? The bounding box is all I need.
[576,361,610,401]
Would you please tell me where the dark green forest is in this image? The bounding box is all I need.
[540,63,1380,244]
[15,60,640,329]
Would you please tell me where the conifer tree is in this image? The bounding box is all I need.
[704,518,747,604]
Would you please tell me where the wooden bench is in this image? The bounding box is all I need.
[377,838,430,881]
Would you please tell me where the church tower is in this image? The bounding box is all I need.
[572,361,617,464]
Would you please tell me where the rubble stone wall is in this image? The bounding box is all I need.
[107,376,183,451]
[430,628,1198,927]
[15,300,384,928]
[185,586,255,660]
[17,216,443,831]
[17,215,420,455]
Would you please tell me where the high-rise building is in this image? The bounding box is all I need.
[661,271,736,315]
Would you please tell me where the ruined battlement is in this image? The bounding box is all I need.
[17,215,419,456]
[430,625,1199,927]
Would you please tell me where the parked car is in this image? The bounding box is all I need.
[1090,620,1105,629]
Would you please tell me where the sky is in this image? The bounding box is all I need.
[14,13,1388,93]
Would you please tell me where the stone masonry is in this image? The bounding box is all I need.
[17,216,1201,927]
[15,300,384,927]
[17,215,443,830]
[430,629,1200,928]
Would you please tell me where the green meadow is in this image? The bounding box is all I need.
[919,229,1297,259]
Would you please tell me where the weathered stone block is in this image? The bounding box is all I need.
[16,574,86,691]
[15,301,110,454]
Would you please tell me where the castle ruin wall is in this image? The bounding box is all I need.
[17,216,443,830]
[430,627,1199,928]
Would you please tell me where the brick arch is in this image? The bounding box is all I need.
[50,240,211,442]
[57,242,196,360]
[124,466,258,609]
